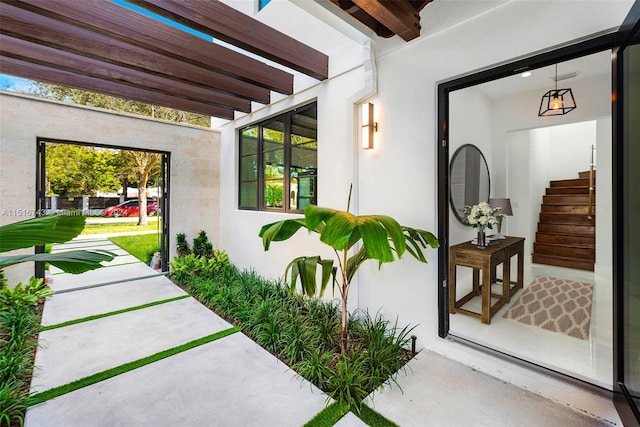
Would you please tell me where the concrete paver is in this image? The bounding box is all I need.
[27,333,328,427]
[40,276,187,326]
[369,350,610,426]
[32,297,232,392]
[49,262,162,293]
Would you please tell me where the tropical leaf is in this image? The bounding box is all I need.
[372,215,406,256]
[346,246,368,283]
[0,250,115,274]
[0,215,86,252]
[304,205,338,232]
[259,218,307,250]
[284,256,336,298]
[356,217,394,263]
[403,227,439,262]
[320,212,357,250]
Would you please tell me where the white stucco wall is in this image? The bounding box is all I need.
[217,0,631,339]
[216,0,631,416]
[352,0,628,354]
[0,93,220,284]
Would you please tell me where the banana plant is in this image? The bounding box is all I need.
[259,199,439,354]
[0,214,115,275]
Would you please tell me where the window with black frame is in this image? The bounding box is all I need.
[239,103,317,212]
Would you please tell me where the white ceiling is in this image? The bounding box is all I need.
[475,50,612,100]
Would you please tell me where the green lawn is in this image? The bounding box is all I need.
[108,233,160,264]
[81,217,160,235]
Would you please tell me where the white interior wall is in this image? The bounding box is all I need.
[506,130,534,253]
[505,122,597,254]
[0,93,219,285]
[545,122,596,180]
[448,88,493,246]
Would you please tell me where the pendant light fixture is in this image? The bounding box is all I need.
[538,64,577,116]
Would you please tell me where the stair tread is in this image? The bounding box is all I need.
[535,172,597,273]
[532,254,595,271]
[550,178,590,186]
[536,232,595,238]
[534,241,595,249]
[538,221,595,226]
[533,253,594,262]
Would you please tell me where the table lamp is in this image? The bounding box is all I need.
[489,198,513,239]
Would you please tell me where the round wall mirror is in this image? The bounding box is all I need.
[449,144,490,224]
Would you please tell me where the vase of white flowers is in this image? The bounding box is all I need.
[460,201,503,248]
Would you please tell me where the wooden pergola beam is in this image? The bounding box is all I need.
[351,0,423,41]
[0,35,252,112]
[0,56,237,119]
[6,0,294,94]
[0,3,270,103]
[131,0,329,80]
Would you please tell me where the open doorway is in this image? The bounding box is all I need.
[35,139,170,279]
[439,46,614,388]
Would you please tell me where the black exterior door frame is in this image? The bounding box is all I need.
[612,2,640,424]
[34,138,171,274]
[437,4,640,423]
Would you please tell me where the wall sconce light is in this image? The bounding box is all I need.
[538,64,577,116]
[361,102,378,150]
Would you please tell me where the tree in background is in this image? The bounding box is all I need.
[46,143,120,196]
[126,151,161,226]
[28,83,175,226]
[27,83,211,127]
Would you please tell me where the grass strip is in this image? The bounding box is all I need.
[356,404,399,427]
[108,233,160,264]
[303,402,350,427]
[40,295,191,331]
[52,260,142,275]
[28,326,241,406]
[81,220,159,235]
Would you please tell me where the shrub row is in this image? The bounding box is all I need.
[0,278,51,426]
[170,255,414,412]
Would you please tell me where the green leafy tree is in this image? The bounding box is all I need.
[27,83,211,127]
[259,188,439,354]
[124,151,161,226]
[27,83,168,225]
[46,144,120,196]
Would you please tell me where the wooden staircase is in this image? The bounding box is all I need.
[532,171,595,271]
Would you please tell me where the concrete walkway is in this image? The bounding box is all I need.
[26,236,615,426]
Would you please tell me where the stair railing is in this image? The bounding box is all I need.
[588,144,595,219]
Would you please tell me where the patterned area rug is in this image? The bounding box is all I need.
[502,276,593,340]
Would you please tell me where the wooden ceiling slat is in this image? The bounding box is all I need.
[0,3,271,103]
[0,56,236,119]
[351,0,422,41]
[6,0,294,94]
[131,0,329,81]
[0,35,252,112]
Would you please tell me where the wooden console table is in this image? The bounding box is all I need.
[449,236,525,324]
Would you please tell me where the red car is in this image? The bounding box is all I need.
[104,200,159,217]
